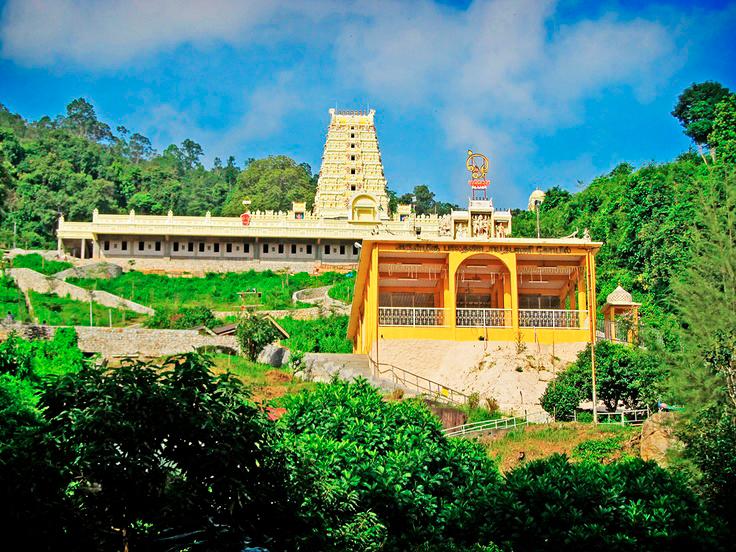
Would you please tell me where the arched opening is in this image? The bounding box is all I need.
[455,254,511,327]
[351,194,377,222]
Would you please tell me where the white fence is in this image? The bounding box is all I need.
[378,307,446,327]
[519,309,587,329]
[456,308,511,328]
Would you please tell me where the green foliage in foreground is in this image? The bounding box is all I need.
[28,291,143,327]
[0,274,29,322]
[0,352,724,551]
[68,269,342,311]
[279,314,352,354]
[9,253,73,275]
[278,379,720,551]
[541,341,666,420]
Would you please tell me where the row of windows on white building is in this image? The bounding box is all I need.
[101,239,359,256]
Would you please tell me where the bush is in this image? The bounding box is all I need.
[488,454,720,550]
[236,315,280,361]
[145,305,217,329]
[278,378,502,551]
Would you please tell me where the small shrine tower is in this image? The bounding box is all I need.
[313,109,390,221]
[602,286,641,344]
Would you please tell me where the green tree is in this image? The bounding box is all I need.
[29,354,297,550]
[222,155,316,213]
[672,81,732,156]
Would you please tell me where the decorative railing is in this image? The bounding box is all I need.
[456,308,511,327]
[444,416,528,437]
[519,309,587,329]
[378,307,446,327]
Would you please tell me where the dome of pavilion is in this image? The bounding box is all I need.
[606,285,634,305]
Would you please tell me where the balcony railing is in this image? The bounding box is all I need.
[519,309,587,329]
[379,307,446,327]
[456,308,511,327]
[378,307,588,329]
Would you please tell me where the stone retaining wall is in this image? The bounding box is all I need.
[9,268,154,315]
[0,323,238,358]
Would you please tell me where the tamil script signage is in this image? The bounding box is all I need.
[393,243,584,255]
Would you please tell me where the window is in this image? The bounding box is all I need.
[350,155,355,160]
[214,243,220,253]
[263,243,269,254]
[244,243,250,253]
[173,242,179,252]
[155,241,161,252]
[350,133,355,138]
[138,241,144,251]
[350,143,355,148]
[278,244,284,254]
[299,247,303,253]
[325,245,331,255]
[351,185,356,191]
[291,244,297,254]
[306,244,312,254]
[340,245,346,255]
[188,242,194,252]
[353,245,359,255]
[103,240,110,250]
[121,241,127,251]
[199,242,205,252]
[350,168,356,175]
[226,243,232,253]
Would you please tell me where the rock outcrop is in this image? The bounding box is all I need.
[640,412,680,466]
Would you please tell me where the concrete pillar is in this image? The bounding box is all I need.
[57,237,63,256]
[445,253,459,328]
[164,235,171,260]
[92,238,100,260]
[253,238,260,260]
[80,238,86,260]
[508,255,519,330]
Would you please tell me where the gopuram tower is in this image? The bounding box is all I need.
[313,108,390,221]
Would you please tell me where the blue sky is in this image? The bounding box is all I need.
[1,0,735,209]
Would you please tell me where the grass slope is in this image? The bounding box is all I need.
[29,291,146,327]
[68,270,343,311]
[10,253,73,275]
[482,422,639,472]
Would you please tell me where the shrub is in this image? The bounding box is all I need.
[487,455,720,550]
[572,436,624,463]
[237,315,280,361]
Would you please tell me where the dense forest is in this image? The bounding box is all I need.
[0,99,455,249]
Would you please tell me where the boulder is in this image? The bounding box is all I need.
[640,412,680,466]
[257,344,290,367]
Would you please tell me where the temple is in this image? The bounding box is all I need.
[55,109,513,269]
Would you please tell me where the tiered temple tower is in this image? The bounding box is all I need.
[313,108,389,221]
